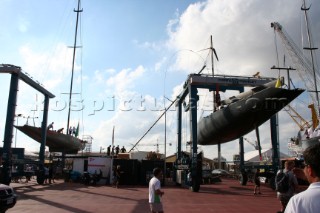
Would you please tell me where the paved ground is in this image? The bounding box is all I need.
[8,177,285,213]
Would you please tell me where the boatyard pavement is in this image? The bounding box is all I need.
[8,178,286,213]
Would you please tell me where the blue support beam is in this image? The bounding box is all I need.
[189,85,201,191]
[176,99,182,160]
[270,114,280,170]
[0,64,55,185]
[37,95,50,184]
[174,74,276,192]
[2,73,19,185]
[239,137,245,172]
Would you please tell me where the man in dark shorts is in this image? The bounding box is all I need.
[253,169,261,195]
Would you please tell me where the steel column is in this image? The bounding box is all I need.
[37,95,49,184]
[270,114,280,170]
[1,73,19,184]
[176,100,182,160]
[239,137,245,172]
[189,85,200,191]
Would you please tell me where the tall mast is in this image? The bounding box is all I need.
[66,0,83,134]
[210,35,221,169]
[210,35,215,76]
[301,0,320,112]
[210,35,219,111]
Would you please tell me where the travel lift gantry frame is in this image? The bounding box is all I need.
[0,64,55,185]
[175,73,281,192]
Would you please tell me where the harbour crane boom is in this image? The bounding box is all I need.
[271,22,320,108]
[244,138,259,150]
[285,104,311,130]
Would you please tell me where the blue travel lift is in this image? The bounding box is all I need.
[174,73,281,192]
[0,64,55,185]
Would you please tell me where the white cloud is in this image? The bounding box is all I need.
[19,43,81,91]
[106,65,145,95]
[93,70,105,84]
[5,0,320,162]
[91,92,173,152]
[133,39,163,52]
[165,0,303,77]
[161,0,320,160]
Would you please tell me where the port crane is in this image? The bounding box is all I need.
[244,138,259,150]
[139,141,172,153]
[285,104,311,131]
[271,21,319,130]
[271,22,320,108]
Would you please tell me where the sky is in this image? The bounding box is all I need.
[0,0,320,162]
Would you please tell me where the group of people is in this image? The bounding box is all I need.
[148,143,320,213]
[44,164,55,184]
[68,126,77,136]
[106,145,126,156]
[252,143,320,213]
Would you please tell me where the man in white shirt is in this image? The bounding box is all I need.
[285,143,320,213]
[149,167,164,213]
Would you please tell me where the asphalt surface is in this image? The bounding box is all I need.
[7,177,286,213]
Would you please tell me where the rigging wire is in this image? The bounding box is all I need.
[163,48,206,100]
[199,91,209,119]
[26,1,73,127]
[128,98,177,152]
[196,38,217,117]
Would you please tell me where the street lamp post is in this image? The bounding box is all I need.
[164,106,167,185]
[164,96,174,186]
[14,114,23,148]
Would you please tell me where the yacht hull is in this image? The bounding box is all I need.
[15,125,86,154]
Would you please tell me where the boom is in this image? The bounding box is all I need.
[244,138,259,150]
[271,22,320,106]
[285,104,311,130]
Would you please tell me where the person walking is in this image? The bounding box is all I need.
[49,164,54,184]
[107,145,111,156]
[277,160,298,213]
[115,165,121,188]
[253,169,261,195]
[285,143,320,213]
[44,166,49,184]
[149,167,164,213]
[111,146,115,156]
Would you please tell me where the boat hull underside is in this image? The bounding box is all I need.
[197,87,304,145]
[15,125,85,154]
